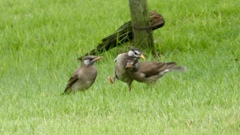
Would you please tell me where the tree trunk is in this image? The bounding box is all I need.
[128,0,155,54]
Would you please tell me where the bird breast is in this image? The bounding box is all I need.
[114,53,133,83]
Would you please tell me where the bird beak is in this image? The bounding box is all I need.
[140,54,145,60]
[92,56,102,62]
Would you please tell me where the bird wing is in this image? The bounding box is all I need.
[137,62,176,77]
[63,68,81,93]
[63,75,78,93]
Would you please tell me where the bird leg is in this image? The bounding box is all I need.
[128,86,131,92]
[107,71,118,84]
[107,76,115,84]
[127,82,132,92]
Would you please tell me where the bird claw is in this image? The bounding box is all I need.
[107,76,114,84]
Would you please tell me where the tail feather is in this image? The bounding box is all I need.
[169,66,186,72]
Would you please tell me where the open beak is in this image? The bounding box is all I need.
[140,54,145,60]
[92,56,102,62]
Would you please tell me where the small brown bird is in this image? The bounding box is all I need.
[108,48,145,91]
[125,60,185,83]
[63,56,102,94]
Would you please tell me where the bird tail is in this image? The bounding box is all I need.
[169,66,186,72]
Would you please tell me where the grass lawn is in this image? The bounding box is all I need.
[0,0,239,134]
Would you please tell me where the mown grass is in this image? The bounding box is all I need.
[0,0,239,134]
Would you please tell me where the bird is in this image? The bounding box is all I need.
[108,48,145,91]
[63,56,102,94]
[125,60,185,83]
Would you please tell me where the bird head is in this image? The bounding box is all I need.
[82,56,102,65]
[127,48,145,60]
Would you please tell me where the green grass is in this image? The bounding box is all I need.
[0,0,239,134]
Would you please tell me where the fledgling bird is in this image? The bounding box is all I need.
[63,56,102,95]
[108,48,145,91]
[125,60,185,83]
